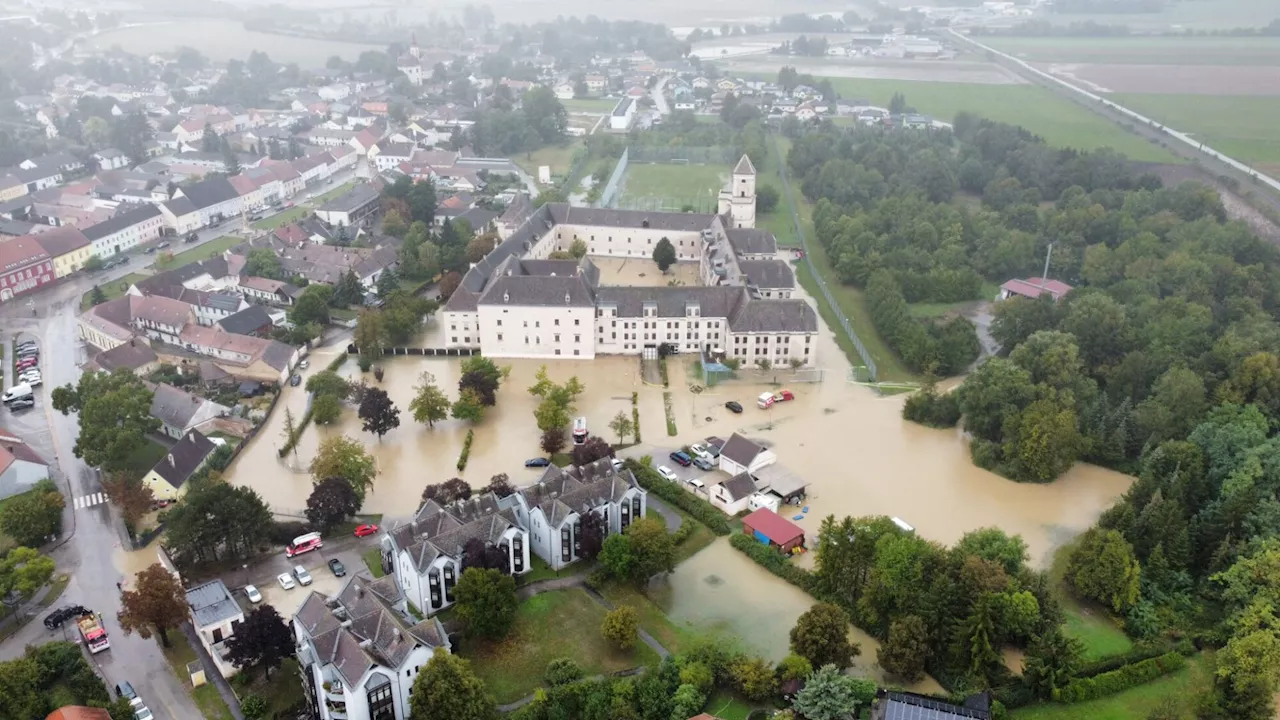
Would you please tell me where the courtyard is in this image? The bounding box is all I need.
[590,256,702,287]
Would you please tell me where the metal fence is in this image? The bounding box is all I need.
[769,132,878,382]
[629,145,740,165]
[597,146,630,208]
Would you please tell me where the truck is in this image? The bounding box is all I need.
[756,389,795,409]
[76,613,110,653]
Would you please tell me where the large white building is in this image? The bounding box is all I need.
[441,156,816,363]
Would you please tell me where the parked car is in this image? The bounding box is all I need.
[156,241,170,250]
[115,681,137,701]
[611,457,624,472]
[354,523,379,537]
[668,450,692,467]
[134,705,153,720]
[19,372,41,386]
[43,605,90,630]
[657,466,678,482]
[144,246,157,254]
[244,585,262,603]
[8,398,35,411]
[692,456,714,471]
[686,478,706,491]
[524,457,551,468]
[298,359,309,369]
[15,341,36,351]
[724,400,743,414]
[688,443,712,462]
[277,573,296,590]
[289,374,301,386]
[328,559,346,577]
[293,565,313,586]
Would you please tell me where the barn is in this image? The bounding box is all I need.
[741,507,805,553]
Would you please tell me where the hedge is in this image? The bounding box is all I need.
[624,459,730,535]
[729,532,819,595]
[631,392,641,444]
[457,429,474,471]
[1053,652,1186,703]
[1075,640,1193,679]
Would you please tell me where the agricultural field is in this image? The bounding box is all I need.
[1039,0,1277,31]
[985,35,1280,66]
[821,77,1179,163]
[1112,93,1280,173]
[616,162,729,212]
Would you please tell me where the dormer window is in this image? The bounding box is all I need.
[503,290,509,302]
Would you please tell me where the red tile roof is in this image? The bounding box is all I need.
[743,508,804,545]
[1000,278,1073,301]
[0,236,51,272]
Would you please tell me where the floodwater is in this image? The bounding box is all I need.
[721,57,1027,85]
[88,19,384,65]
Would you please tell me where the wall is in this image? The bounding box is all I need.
[90,213,164,256]
[594,309,730,356]
[476,304,596,359]
[545,224,703,262]
[726,330,815,367]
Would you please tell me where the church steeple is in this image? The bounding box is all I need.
[409,32,421,59]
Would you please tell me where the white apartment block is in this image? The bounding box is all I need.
[83,204,164,257]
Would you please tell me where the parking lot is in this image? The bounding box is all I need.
[618,441,733,500]
[212,535,375,618]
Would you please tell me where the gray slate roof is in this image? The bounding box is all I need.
[734,154,757,175]
[149,429,216,490]
[739,259,795,289]
[522,458,640,528]
[83,203,162,241]
[176,177,239,210]
[595,286,749,320]
[725,228,777,256]
[719,472,758,502]
[720,433,764,467]
[730,298,816,333]
[549,204,716,232]
[149,382,206,430]
[318,182,380,213]
[186,579,241,628]
[217,305,273,335]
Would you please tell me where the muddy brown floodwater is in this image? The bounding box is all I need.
[219,253,1133,667]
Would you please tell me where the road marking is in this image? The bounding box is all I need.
[74,492,107,510]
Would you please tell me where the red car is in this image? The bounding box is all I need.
[17,358,38,370]
[353,524,379,537]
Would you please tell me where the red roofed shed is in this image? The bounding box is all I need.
[742,508,805,553]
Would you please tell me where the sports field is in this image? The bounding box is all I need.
[617,162,729,212]
[823,77,1179,163]
[985,36,1280,66]
[1112,93,1280,172]
[561,97,619,113]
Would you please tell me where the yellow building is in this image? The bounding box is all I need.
[32,227,92,278]
[141,430,217,501]
[0,175,27,202]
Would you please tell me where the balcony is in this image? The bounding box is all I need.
[324,699,348,720]
[322,681,345,702]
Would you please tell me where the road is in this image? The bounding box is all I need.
[0,175,356,714]
[650,76,671,117]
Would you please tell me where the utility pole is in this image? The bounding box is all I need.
[1040,242,1054,288]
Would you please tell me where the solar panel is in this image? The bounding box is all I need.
[883,694,990,720]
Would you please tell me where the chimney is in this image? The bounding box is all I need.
[167,453,175,467]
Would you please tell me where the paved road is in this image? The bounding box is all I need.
[650,76,671,117]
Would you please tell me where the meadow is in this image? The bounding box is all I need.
[983,35,1280,66]
[617,162,729,212]
[1111,93,1280,172]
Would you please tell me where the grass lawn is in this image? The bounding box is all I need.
[981,35,1280,66]
[230,659,305,719]
[513,141,584,181]
[520,553,563,583]
[253,205,313,230]
[331,513,383,538]
[594,581,698,656]
[462,587,660,703]
[704,690,760,720]
[1010,652,1213,720]
[821,78,1177,163]
[908,282,1000,319]
[362,548,385,578]
[618,162,729,212]
[1048,541,1134,661]
[81,272,148,310]
[562,98,619,113]
[161,632,235,720]
[154,235,243,270]
[1111,93,1280,169]
[123,439,170,477]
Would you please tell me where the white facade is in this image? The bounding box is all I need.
[87,211,164,257]
[474,304,597,359]
[542,223,702,262]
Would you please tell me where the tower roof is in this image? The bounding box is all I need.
[734,154,757,175]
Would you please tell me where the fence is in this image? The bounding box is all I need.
[597,146,629,208]
[346,344,477,357]
[629,145,741,165]
[769,131,878,382]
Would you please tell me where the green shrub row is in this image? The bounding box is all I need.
[1053,652,1186,704]
[457,429,474,471]
[631,391,641,444]
[326,354,347,372]
[672,517,695,545]
[278,405,313,458]
[728,532,820,594]
[659,357,669,387]
[1075,640,1193,679]
[662,391,677,436]
[625,459,730,535]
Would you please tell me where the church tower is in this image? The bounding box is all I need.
[409,32,421,60]
[722,154,756,229]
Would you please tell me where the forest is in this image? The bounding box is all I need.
[881,118,1280,716]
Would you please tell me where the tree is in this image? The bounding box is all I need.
[422,478,472,506]
[305,477,361,532]
[201,122,219,152]
[955,527,1028,575]
[409,648,496,720]
[460,356,507,406]
[0,479,64,547]
[776,653,813,682]
[877,615,930,682]
[729,656,778,701]
[382,208,408,237]
[601,605,639,649]
[306,371,350,399]
[101,470,155,530]
[533,188,567,208]
[312,394,342,425]
[625,517,675,582]
[569,238,588,259]
[1004,398,1084,483]
[652,237,677,272]
[439,271,462,300]
[451,388,487,422]
[608,410,634,444]
[310,435,377,503]
[0,546,54,597]
[244,247,282,279]
[118,563,189,647]
[290,284,332,327]
[1022,628,1082,699]
[578,508,608,560]
[961,595,1003,681]
[334,269,365,308]
[225,605,294,679]
[544,657,584,687]
[1065,527,1141,613]
[598,533,634,580]
[756,184,780,213]
[89,284,107,306]
[484,474,514,498]
[51,368,160,472]
[409,372,451,427]
[454,567,518,641]
[541,427,567,454]
[791,664,866,720]
[240,695,268,720]
[571,436,613,466]
[359,386,401,440]
[789,603,858,669]
[163,482,271,566]
[465,233,495,264]
[376,266,399,299]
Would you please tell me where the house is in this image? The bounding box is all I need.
[512,458,647,571]
[217,305,276,336]
[0,428,49,501]
[238,276,300,306]
[741,508,805,553]
[161,177,243,233]
[82,204,164,258]
[314,183,381,227]
[45,708,112,720]
[149,382,230,439]
[710,472,758,515]
[609,97,636,131]
[997,278,1072,302]
[141,429,217,501]
[175,324,299,383]
[92,148,130,170]
[384,493,531,617]
[85,339,159,375]
[293,573,451,720]
[718,433,776,476]
[872,690,991,720]
[0,236,55,302]
[186,579,245,678]
[738,260,795,299]
[32,226,92,278]
[370,141,416,172]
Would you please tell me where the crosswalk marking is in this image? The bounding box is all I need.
[73,492,107,510]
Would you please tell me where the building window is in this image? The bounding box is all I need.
[555,334,560,342]
[496,319,502,326]
[555,319,560,326]
[497,333,503,341]
[366,676,394,720]
[575,319,580,326]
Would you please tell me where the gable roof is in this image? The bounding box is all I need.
[738,259,795,290]
[742,508,804,545]
[217,305,274,335]
[718,472,758,502]
[720,433,764,466]
[32,226,90,257]
[177,177,239,210]
[147,429,216,490]
[186,579,242,628]
[45,708,112,720]
[82,203,162,241]
[881,692,991,720]
[725,228,777,256]
[149,382,210,430]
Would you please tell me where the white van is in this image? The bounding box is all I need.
[757,391,775,409]
[2,383,32,403]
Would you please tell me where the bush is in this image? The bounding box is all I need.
[268,520,313,546]
[672,518,695,545]
[601,605,639,650]
[624,459,730,535]
[902,387,961,428]
[631,391,641,443]
[457,429,474,471]
[1075,641,1191,678]
[1053,652,1186,703]
[544,658,583,687]
[729,532,818,594]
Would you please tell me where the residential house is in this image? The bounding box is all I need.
[45,708,112,720]
[217,305,276,336]
[82,204,164,258]
[718,433,777,476]
[0,174,27,202]
[238,277,299,306]
[92,149,130,170]
[32,226,92,277]
[511,458,647,571]
[710,472,758,515]
[370,141,417,172]
[9,164,62,193]
[84,339,159,375]
[161,177,243,233]
[141,429,217,501]
[293,573,451,720]
[384,493,531,617]
[176,324,298,383]
[0,428,49,501]
[0,236,55,302]
[315,183,381,227]
[997,277,1072,302]
[186,579,244,678]
[149,382,230,439]
[871,690,991,720]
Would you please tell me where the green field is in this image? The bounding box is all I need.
[562,98,620,113]
[153,235,244,270]
[1039,0,1276,31]
[253,205,312,229]
[617,162,729,212]
[513,140,584,182]
[1112,93,1280,170]
[82,271,149,310]
[823,78,1178,163]
[983,36,1280,65]
[461,588,659,703]
[1010,652,1213,720]
[1048,541,1134,661]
